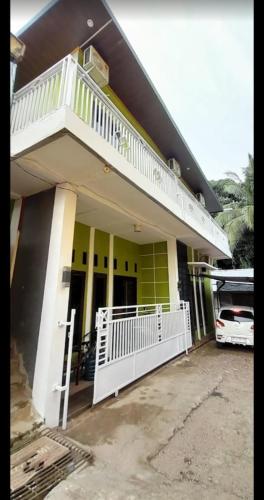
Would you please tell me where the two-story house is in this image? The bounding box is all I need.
[10,0,231,430]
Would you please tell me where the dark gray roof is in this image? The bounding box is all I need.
[216,281,254,293]
[15,0,222,213]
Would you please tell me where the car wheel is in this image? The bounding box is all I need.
[216,341,224,348]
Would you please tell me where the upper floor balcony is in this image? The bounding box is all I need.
[11,55,231,259]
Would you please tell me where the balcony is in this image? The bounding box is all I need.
[11,55,231,258]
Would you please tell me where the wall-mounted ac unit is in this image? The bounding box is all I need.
[196,192,206,207]
[83,45,109,88]
[167,158,181,177]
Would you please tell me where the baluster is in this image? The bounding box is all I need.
[84,86,89,123]
[88,91,94,127]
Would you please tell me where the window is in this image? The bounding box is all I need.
[134,263,137,273]
[94,254,98,267]
[82,252,87,265]
[125,261,128,272]
[114,258,117,270]
[72,249,75,263]
[220,309,254,322]
[104,256,108,268]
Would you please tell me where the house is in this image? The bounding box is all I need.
[10,0,231,430]
[211,269,254,314]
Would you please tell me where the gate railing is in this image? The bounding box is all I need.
[95,302,191,366]
[93,302,192,404]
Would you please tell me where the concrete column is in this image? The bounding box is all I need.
[192,249,201,340]
[85,227,95,333]
[167,239,180,304]
[208,257,216,325]
[107,234,114,307]
[32,183,77,427]
[198,277,206,336]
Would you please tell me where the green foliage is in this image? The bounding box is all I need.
[210,154,254,269]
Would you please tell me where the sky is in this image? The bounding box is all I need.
[10,0,253,181]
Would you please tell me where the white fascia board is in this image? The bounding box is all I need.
[11,107,67,158]
[187,262,218,270]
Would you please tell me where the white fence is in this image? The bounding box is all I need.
[93,302,192,405]
[11,55,229,253]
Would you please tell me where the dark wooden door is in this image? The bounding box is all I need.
[67,271,86,347]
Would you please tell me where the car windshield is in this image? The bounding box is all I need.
[220,309,254,323]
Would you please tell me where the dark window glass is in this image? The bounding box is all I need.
[72,249,75,263]
[114,258,117,270]
[82,252,87,265]
[104,256,108,268]
[125,261,128,271]
[134,263,137,273]
[94,254,98,267]
[220,309,254,322]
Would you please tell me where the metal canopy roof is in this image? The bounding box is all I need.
[197,274,254,283]
[216,282,254,293]
[15,0,222,213]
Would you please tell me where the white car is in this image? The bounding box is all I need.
[215,306,254,347]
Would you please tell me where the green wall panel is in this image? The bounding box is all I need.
[154,254,168,267]
[94,229,109,274]
[140,242,169,304]
[113,236,140,278]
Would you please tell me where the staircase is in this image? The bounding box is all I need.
[11,338,43,444]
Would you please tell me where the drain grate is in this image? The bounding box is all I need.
[11,427,93,500]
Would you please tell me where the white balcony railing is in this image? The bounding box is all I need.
[11,55,229,252]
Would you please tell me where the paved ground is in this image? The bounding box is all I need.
[46,340,253,500]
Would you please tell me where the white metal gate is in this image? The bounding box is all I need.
[93,302,192,405]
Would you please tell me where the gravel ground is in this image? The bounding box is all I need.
[46,340,253,500]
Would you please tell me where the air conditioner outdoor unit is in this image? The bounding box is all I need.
[83,45,109,88]
[167,158,181,177]
[196,192,206,207]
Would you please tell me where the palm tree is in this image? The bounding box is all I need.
[214,154,254,252]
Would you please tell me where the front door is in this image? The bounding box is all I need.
[91,273,107,330]
[67,270,86,347]
[114,276,137,317]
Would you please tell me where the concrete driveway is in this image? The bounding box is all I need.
[46,340,253,500]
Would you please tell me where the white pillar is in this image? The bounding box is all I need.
[167,239,180,304]
[10,198,22,285]
[208,257,217,325]
[192,249,201,340]
[198,277,206,336]
[85,227,95,333]
[32,183,77,427]
[107,234,114,307]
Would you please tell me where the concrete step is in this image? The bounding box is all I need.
[11,401,43,442]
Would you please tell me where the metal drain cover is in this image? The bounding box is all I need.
[10,428,93,499]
